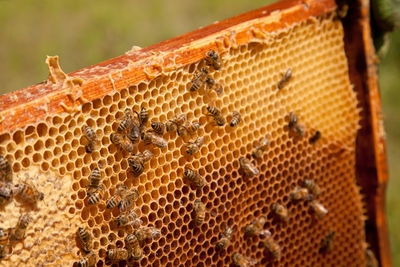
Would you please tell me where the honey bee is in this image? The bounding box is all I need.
[125,233,139,250]
[126,122,141,144]
[185,137,204,156]
[193,199,206,225]
[110,132,123,145]
[88,185,105,205]
[301,179,321,197]
[119,189,140,213]
[174,114,187,126]
[309,130,321,144]
[0,155,12,183]
[125,233,143,259]
[239,157,259,177]
[135,150,154,162]
[77,252,97,267]
[206,106,225,126]
[165,120,177,132]
[128,159,145,177]
[151,121,165,135]
[110,133,135,153]
[337,3,349,19]
[271,203,289,222]
[190,68,209,92]
[289,187,313,201]
[0,181,12,205]
[204,49,222,70]
[232,252,257,267]
[177,124,189,137]
[366,248,379,267]
[251,137,269,159]
[205,76,224,95]
[176,121,200,137]
[320,231,335,253]
[137,107,149,128]
[130,245,143,260]
[166,114,187,132]
[83,125,98,153]
[229,111,241,127]
[118,109,134,133]
[0,245,6,259]
[128,150,154,177]
[9,213,31,242]
[141,131,167,149]
[76,227,92,253]
[189,122,201,132]
[0,228,8,247]
[120,137,135,154]
[310,200,328,219]
[288,112,305,138]
[107,184,128,209]
[264,232,281,259]
[184,168,205,187]
[107,248,129,261]
[277,68,292,90]
[217,227,233,249]
[14,182,44,204]
[244,217,268,237]
[87,167,101,194]
[115,210,142,227]
[134,226,160,243]
[165,114,186,132]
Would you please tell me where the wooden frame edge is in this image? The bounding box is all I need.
[343,0,391,265]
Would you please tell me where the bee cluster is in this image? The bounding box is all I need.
[0,155,44,259]
[74,49,339,267]
[0,15,370,266]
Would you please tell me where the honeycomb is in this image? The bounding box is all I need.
[0,11,367,267]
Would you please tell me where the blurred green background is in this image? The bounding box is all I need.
[0,0,399,265]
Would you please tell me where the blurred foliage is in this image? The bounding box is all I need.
[0,0,399,265]
[379,28,400,266]
[0,0,268,93]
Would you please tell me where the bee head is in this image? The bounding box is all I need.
[200,67,208,74]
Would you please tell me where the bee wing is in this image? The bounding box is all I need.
[150,227,161,239]
[130,218,143,228]
[251,165,260,175]
[259,229,272,237]
[116,184,128,195]
[126,189,139,201]
[245,257,258,266]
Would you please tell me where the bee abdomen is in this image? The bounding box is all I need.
[88,188,104,205]
[125,233,139,249]
[138,107,149,127]
[230,111,241,127]
[106,196,121,209]
[128,158,144,176]
[107,248,129,260]
[151,122,165,135]
[184,169,204,187]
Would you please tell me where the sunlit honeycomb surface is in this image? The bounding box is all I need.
[0,13,366,266]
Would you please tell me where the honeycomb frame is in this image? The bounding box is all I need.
[0,0,390,266]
